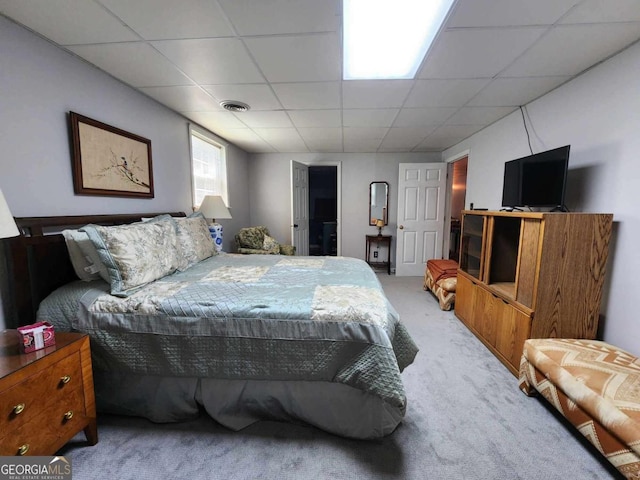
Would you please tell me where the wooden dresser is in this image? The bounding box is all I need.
[455,211,613,376]
[0,332,97,455]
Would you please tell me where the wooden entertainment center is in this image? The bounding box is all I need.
[454,210,613,376]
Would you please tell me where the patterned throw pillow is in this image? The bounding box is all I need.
[82,219,181,296]
[262,234,280,254]
[174,213,217,270]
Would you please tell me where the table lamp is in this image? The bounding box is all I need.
[197,195,232,252]
[0,189,19,239]
[0,189,20,353]
[376,219,385,236]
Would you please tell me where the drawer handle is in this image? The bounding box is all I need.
[17,444,29,456]
[63,410,74,420]
[60,375,71,385]
[13,403,25,415]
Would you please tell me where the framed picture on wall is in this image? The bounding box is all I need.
[69,111,154,198]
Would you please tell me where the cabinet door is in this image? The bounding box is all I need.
[474,287,532,371]
[494,301,532,369]
[474,287,498,347]
[454,274,476,328]
[459,214,485,280]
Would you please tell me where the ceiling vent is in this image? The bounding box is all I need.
[220,100,250,112]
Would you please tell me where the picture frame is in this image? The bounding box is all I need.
[69,111,154,198]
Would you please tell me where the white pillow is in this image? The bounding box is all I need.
[81,219,181,296]
[61,229,109,282]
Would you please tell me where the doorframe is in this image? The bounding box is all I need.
[293,160,342,256]
[443,149,470,260]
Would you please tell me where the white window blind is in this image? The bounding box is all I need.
[190,126,227,208]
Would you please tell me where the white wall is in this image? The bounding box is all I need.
[0,17,250,328]
[248,152,441,263]
[443,40,640,355]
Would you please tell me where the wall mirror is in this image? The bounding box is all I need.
[369,181,389,225]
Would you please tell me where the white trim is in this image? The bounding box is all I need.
[189,123,229,148]
[445,148,470,164]
[442,151,469,261]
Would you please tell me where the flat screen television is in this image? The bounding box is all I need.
[501,145,570,210]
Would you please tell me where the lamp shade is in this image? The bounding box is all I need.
[198,195,232,221]
[0,189,19,239]
[375,219,385,228]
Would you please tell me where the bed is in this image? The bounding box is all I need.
[7,212,418,439]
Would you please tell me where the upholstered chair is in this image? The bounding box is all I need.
[234,226,296,255]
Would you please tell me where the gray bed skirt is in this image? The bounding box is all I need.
[94,372,403,439]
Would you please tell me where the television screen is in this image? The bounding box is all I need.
[501,145,570,209]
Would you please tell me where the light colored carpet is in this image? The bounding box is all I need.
[59,275,621,479]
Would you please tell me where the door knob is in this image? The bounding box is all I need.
[399,225,404,230]
[293,224,299,228]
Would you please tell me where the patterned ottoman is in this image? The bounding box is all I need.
[423,259,458,311]
[519,338,640,479]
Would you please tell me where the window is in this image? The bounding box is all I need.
[190,125,228,209]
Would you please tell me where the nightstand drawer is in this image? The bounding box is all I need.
[0,351,82,434]
[0,386,86,456]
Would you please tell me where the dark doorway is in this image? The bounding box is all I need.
[309,166,338,256]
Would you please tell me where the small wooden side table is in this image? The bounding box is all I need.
[365,235,392,274]
[0,332,98,456]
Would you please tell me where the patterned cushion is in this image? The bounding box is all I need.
[437,277,457,292]
[82,219,181,296]
[174,213,217,270]
[235,226,269,250]
[278,244,296,256]
[236,247,272,255]
[520,339,640,479]
[235,226,296,255]
[262,234,280,254]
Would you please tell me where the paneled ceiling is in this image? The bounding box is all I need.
[2,0,640,153]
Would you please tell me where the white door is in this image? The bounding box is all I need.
[291,160,309,256]
[395,163,447,276]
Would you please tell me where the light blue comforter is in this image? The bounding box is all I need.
[39,254,418,413]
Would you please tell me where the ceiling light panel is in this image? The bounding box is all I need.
[343,0,456,80]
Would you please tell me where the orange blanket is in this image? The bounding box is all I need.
[426,259,458,283]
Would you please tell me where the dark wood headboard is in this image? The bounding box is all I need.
[6,212,186,327]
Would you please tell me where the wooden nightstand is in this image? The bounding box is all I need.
[0,332,98,456]
[365,235,392,274]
